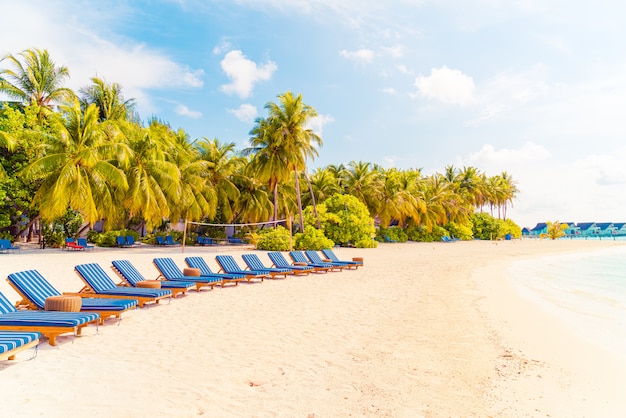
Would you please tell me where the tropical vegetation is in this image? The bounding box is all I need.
[0,48,521,247]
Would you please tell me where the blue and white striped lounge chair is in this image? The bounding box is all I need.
[77,238,95,250]
[153,257,237,290]
[321,249,363,269]
[267,252,315,274]
[74,263,172,308]
[304,250,348,271]
[241,253,294,278]
[288,251,332,273]
[111,259,195,297]
[215,255,269,282]
[0,331,40,361]
[0,239,20,253]
[165,236,179,245]
[183,257,245,287]
[0,291,99,346]
[7,270,137,324]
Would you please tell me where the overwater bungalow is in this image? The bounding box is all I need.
[576,222,600,237]
[596,222,617,236]
[563,222,579,237]
[529,223,547,237]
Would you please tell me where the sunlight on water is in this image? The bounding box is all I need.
[508,246,626,356]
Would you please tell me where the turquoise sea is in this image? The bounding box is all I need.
[508,245,626,357]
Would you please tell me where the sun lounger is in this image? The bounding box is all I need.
[64,238,84,251]
[165,236,179,245]
[77,238,95,250]
[7,270,137,324]
[267,252,314,274]
[288,251,331,273]
[111,259,194,297]
[0,331,40,361]
[304,250,348,271]
[74,263,172,308]
[183,257,245,287]
[215,255,268,282]
[0,239,20,253]
[321,249,363,269]
[0,291,99,346]
[153,257,237,289]
[241,253,294,278]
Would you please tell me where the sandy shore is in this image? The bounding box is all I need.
[0,239,625,417]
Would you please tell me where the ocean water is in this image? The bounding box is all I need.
[508,245,626,357]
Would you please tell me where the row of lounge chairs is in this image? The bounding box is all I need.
[0,249,362,361]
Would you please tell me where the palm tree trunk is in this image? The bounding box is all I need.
[303,171,321,229]
[273,182,278,228]
[294,169,304,233]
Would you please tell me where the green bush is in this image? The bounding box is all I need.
[85,229,141,247]
[304,194,377,248]
[255,226,292,251]
[405,226,437,242]
[501,218,522,238]
[471,212,504,240]
[444,221,474,241]
[294,225,334,250]
[375,226,408,243]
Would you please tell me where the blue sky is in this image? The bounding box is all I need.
[3,0,626,228]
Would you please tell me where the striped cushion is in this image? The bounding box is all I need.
[113,260,195,290]
[216,255,265,276]
[75,263,171,298]
[7,270,61,309]
[0,331,40,355]
[242,254,290,273]
[184,257,245,280]
[79,298,138,311]
[267,252,314,271]
[153,257,185,280]
[111,260,144,285]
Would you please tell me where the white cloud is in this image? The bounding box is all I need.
[381,87,397,94]
[0,2,204,117]
[414,66,475,106]
[306,114,335,136]
[175,104,202,118]
[463,142,551,168]
[339,48,375,63]
[228,103,258,123]
[219,50,277,99]
[213,39,232,55]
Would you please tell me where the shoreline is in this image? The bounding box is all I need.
[0,240,624,416]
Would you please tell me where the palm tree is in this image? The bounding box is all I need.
[263,91,322,232]
[197,138,243,223]
[245,116,291,224]
[21,98,129,226]
[80,77,136,122]
[0,48,74,121]
[342,161,380,216]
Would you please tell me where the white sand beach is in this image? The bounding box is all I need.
[1,239,625,417]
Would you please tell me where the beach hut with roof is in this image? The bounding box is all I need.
[596,222,616,237]
[529,223,547,237]
[576,222,599,237]
[562,222,579,237]
[613,223,626,236]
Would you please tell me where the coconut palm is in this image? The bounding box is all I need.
[342,161,380,216]
[197,138,243,223]
[21,98,129,226]
[245,116,291,224]
[263,91,322,232]
[0,48,74,121]
[80,77,136,122]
